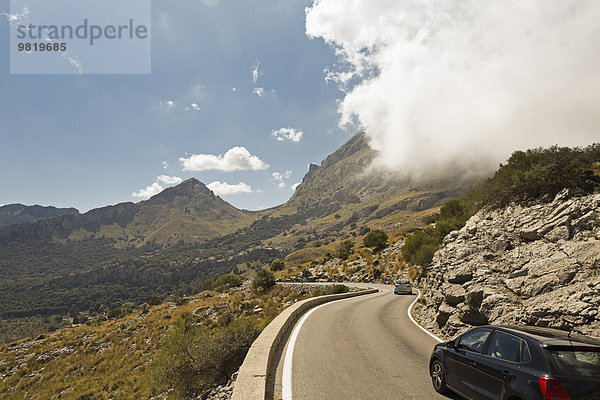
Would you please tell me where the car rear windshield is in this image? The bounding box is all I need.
[544,347,600,378]
[397,280,409,284]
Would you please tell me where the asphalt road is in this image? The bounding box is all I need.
[273,284,461,400]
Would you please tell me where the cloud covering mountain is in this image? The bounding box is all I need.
[306,0,600,177]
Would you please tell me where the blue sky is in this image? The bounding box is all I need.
[0,0,352,211]
[4,1,598,212]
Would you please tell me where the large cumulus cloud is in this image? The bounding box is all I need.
[306,0,600,178]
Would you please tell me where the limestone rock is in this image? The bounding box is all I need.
[416,191,600,339]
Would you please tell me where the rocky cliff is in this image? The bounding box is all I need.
[0,204,79,229]
[415,189,600,339]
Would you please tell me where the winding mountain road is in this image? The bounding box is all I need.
[272,284,461,400]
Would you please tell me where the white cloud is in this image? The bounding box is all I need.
[272,127,303,143]
[291,183,300,191]
[306,0,600,178]
[272,170,293,189]
[272,170,292,182]
[207,181,252,195]
[253,87,265,97]
[180,146,269,172]
[159,99,176,109]
[162,161,168,169]
[252,62,262,84]
[157,175,183,185]
[185,103,201,112]
[132,182,164,198]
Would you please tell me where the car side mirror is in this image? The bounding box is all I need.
[447,340,457,349]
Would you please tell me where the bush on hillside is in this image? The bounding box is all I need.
[215,274,242,289]
[269,259,285,272]
[151,313,260,399]
[474,144,600,208]
[362,229,388,251]
[148,296,162,306]
[336,239,354,260]
[313,284,349,296]
[252,269,275,291]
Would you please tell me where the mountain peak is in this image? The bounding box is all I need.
[147,178,213,203]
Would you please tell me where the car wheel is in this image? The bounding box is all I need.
[431,359,449,394]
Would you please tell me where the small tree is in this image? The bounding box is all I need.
[269,259,285,272]
[107,308,123,319]
[201,279,214,291]
[363,229,388,251]
[148,296,163,306]
[215,273,242,289]
[336,239,354,260]
[252,269,275,291]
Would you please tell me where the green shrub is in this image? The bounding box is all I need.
[107,308,122,319]
[148,296,162,306]
[269,259,285,272]
[252,270,275,291]
[474,144,600,208]
[362,229,388,251]
[151,313,260,398]
[215,274,242,289]
[201,279,214,291]
[314,284,349,296]
[336,239,354,260]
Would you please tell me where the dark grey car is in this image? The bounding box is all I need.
[393,279,412,295]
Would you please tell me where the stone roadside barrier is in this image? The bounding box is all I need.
[231,288,379,400]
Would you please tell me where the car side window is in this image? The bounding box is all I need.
[457,329,492,354]
[487,331,523,362]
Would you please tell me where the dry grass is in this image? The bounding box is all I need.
[0,284,322,400]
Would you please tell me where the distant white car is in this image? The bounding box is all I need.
[394,279,412,295]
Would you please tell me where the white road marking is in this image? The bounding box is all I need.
[281,295,374,400]
[282,286,443,400]
[408,288,444,343]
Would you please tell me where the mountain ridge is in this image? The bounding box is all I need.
[0,204,79,229]
[0,177,253,245]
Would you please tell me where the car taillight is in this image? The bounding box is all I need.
[539,377,570,399]
[394,284,398,287]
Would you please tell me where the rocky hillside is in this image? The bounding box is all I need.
[0,280,345,400]
[287,132,466,214]
[267,132,468,266]
[414,189,600,339]
[0,204,79,228]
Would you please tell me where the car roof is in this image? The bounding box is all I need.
[481,325,600,347]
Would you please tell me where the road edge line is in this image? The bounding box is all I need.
[408,288,444,343]
[281,295,368,400]
[232,287,379,400]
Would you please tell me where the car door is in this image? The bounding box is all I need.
[445,328,492,399]
[474,331,526,400]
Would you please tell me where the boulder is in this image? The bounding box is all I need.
[447,268,473,284]
[443,284,466,307]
